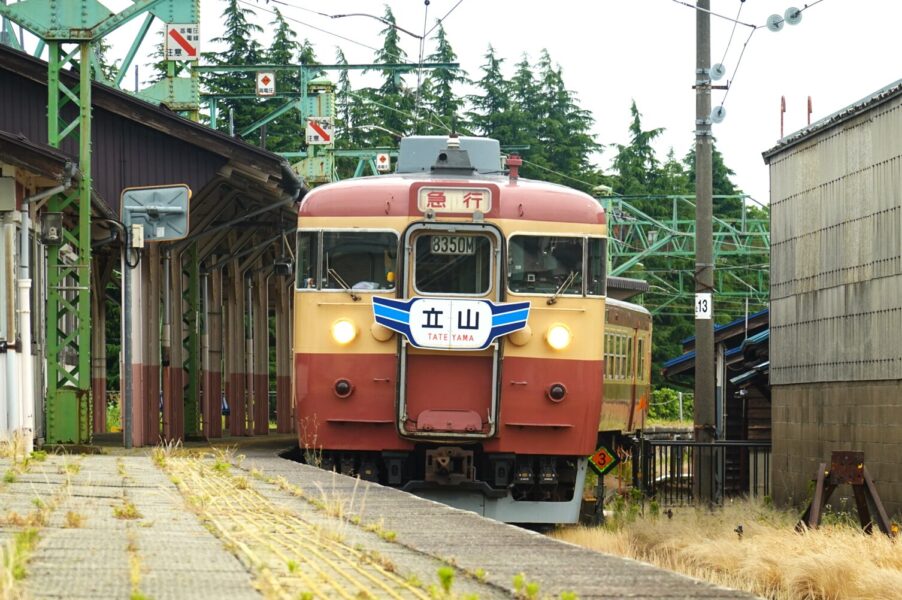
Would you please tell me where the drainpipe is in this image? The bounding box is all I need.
[162,250,171,368]
[15,182,67,452]
[2,222,12,443]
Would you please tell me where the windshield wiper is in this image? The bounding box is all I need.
[327,267,360,301]
[547,271,578,305]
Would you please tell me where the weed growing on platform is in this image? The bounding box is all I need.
[113,500,142,520]
[512,572,541,600]
[299,415,323,467]
[151,439,188,469]
[0,433,29,464]
[437,566,455,594]
[126,530,149,600]
[0,528,39,597]
[3,470,16,484]
[64,511,85,528]
[553,498,902,600]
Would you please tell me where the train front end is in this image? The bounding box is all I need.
[294,137,606,523]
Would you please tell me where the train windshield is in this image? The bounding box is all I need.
[295,230,398,291]
[508,235,605,296]
[413,233,492,295]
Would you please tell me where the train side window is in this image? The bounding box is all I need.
[296,231,318,289]
[627,337,634,378]
[604,333,614,379]
[322,231,398,291]
[508,235,584,295]
[638,338,646,382]
[618,335,626,379]
[587,237,606,296]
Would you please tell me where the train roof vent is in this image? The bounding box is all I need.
[397,135,503,174]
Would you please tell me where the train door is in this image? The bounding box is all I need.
[397,223,503,439]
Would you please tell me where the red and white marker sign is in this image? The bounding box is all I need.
[305,118,334,145]
[375,152,391,172]
[256,72,275,96]
[165,24,199,61]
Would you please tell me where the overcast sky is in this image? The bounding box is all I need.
[97,0,900,203]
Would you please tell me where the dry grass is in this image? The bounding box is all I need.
[553,499,902,599]
[0,529,39,598]
[113,500,143,520]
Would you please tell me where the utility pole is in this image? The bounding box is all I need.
[694,0,716,504]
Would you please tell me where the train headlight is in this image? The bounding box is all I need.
[331,319,357,345]
[545,323,572,350]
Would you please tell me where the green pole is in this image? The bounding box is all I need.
[45,41,93,443]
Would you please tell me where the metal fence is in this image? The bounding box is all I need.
[633,439,771,506]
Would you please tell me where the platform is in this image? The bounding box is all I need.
[0,440,754,599]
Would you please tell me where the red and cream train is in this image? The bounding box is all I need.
[294,136,650,523]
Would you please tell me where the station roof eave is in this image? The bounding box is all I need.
[0,128,116,220]
[661,345,744,380]
[0,128,75,185]
[679,308,769,352]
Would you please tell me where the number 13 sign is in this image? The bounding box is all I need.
[695,293,712,320]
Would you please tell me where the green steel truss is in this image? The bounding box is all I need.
[44,42,93,442]
[602,195,769,316]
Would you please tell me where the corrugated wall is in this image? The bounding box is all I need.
[0,67,226,216]
[769,95,902,385]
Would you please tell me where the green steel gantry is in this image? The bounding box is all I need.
[601,195,769,316]
[194,61,457,184]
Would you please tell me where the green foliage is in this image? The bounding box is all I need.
[437,565,454,594]
[420,23,468,135]
[648,387,693,422]
[205,0,266,138]
[262,8,305,153]
[612,101,665,197]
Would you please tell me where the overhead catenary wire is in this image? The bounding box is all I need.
[718,0,744,66]
[670,0,757,29]
[412,1,430,133]
[671,0,833,112]
[236,0,382,55]
[426,0,464,37]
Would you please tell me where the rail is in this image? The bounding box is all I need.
[633,439,771,506]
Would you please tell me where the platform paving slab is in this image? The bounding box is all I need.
[0,453,261,600]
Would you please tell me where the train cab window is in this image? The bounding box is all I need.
[413,233,492,295]
[587,238,606,296]
[323,231,397,291]
[296,230,398,291]
[508,235,584,295]
[296,231,318,289]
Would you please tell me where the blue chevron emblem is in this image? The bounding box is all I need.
[373,297,530,351]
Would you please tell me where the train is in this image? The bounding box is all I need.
[601,298,652,437]
[294,135,650,524]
